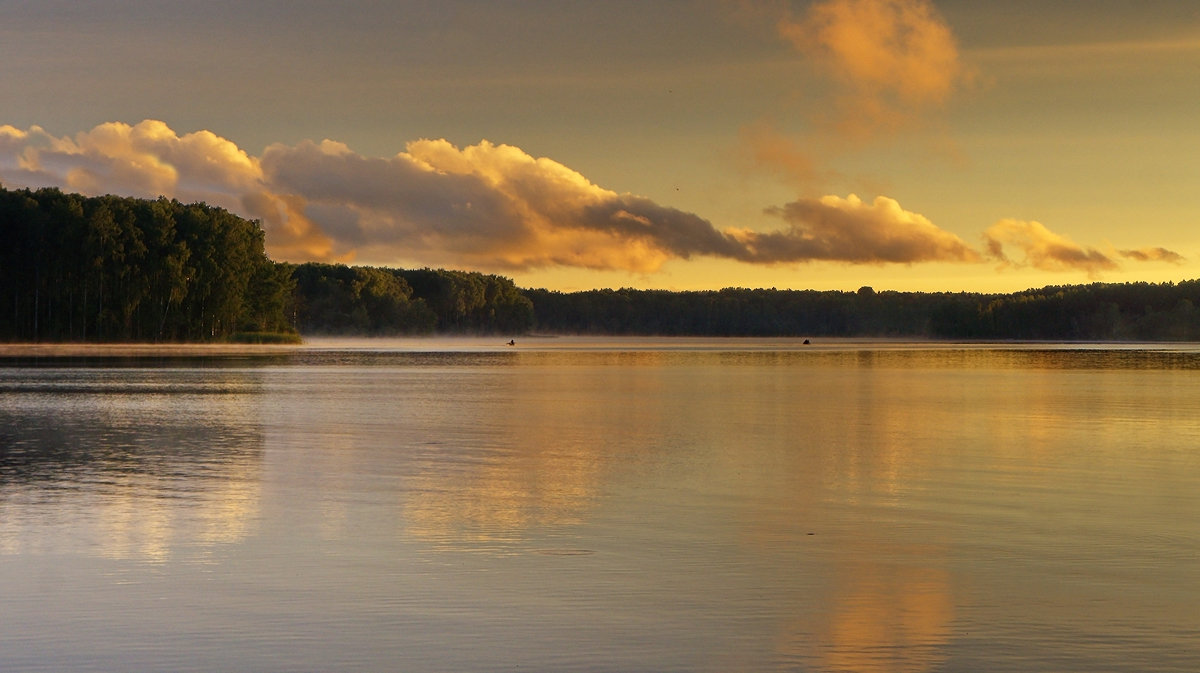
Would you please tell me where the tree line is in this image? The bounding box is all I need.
[0,185,533,341]
[288,263,533,335]
[0,186,292,342]
[4,184,1200,342]
[523,282,1200,340]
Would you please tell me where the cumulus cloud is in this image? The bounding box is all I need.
[0,120,341,261]
[982,220,1185,276]
[0,120,1182,278]
[257,137,738,271]
[983,219,1119,275]
[239,190,342,262]
[0,120,750,271]
[738,193,981,264]
[777,0,971,140]
[0,120,258,206]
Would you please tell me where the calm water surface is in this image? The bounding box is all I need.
[1,338,1198,672]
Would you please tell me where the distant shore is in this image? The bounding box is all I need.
[6,336,1199,361]
[0,343,304,358]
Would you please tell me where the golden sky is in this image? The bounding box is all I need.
[2,0,1198,293]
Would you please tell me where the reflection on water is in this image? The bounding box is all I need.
[410,365,587,545]
[774,551,954,673]
[1,340,1199,672]
[0,367,264,562]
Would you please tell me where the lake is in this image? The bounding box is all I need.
[1,337,1198,672]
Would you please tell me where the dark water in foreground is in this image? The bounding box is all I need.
[1,338,1198,672]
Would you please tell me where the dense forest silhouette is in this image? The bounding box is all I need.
[0,186,292,342]
[3,185,1200,342]
[525,283,1200,340]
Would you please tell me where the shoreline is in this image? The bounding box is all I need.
[3,336,1200,359]
[0,343,304,358]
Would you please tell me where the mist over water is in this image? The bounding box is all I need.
[2,339,1199,672]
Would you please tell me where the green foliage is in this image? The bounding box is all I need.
[0,185,294,342]
[290,262,435,334]
[968,282,1200,341]
[0,184,533,340]
[395,268,534,333]
[288,264,532,335]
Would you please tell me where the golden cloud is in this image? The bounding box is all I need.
[256,137,697,271]
[739,193,981,264]
[737,120,826,188]
[0,120,259,213]
[0,120,1183,277]
[778,0,971,139]
[1118,247,1186,264]
[738,0,972,191]
[240,190,344,263]
[983,219,1119,274]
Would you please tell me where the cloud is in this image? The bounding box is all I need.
[737,120,828,188]
[0,121,753,272]
[239,190,342,262]
[777,0,971,140]
[0,120,341,261]
[1,120,259,206]
[983,220,1186,276]
[257,137,737,272]
[734,2,1182,279]
[738,0,972,188]
[737,193,981,264]
[983,219,1119,275]
[1118,247,1186,264]
[0,120,1182,278]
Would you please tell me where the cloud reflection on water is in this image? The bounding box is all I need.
[4,344,1198,672]
[388,348,962,670]
[0,368,265,562]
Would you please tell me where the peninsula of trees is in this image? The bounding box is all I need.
[0,186,532,342]
[4,185,1200,342]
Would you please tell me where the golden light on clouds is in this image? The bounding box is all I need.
[982,220,1185,276]
[778,0,971,139]
[0,120,1184,285]
[984,218,1120,275]
[1,0,1197,293]
[736,0,976,210]
[240,190,343,262]
[745,193,981,264]
[1119,246,1186,264]
[738,120,827,188]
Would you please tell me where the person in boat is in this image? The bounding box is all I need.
[507,339,516,346]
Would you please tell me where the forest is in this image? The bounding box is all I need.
[0,186,293,342]
[3,185,1200,342]
[524,282,1200,340]
[0,185,533,341]
[288,263,533,335]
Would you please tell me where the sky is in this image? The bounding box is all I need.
[1,0,1198,293]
